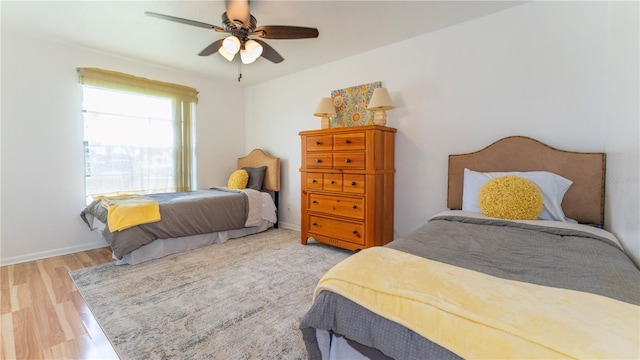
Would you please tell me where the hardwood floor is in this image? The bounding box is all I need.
[1,248,119,359]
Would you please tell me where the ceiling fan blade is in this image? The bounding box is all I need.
[145,11,225,32]
[198,39,225,56]
[254,39,284,64]
[254,25,319,39]
[225,0,250,28]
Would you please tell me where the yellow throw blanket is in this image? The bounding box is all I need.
[314,247,640,359]
[100,195,161,231]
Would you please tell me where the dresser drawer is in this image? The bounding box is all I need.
[323,173,343,191]
[334,152,365,169]
[305,172,323,190]
[334,132,365,151]
[308,215,365,246]
[343,174,365,194]
[306,135,333,151]
[306,152,333,168]
[308,193,364,219]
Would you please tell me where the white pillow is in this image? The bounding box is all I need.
[462,168,576,223]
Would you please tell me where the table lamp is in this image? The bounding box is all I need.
[366,88,395,126]
[314,97,337,129]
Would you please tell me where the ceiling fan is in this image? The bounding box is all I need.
[145,0,319,69]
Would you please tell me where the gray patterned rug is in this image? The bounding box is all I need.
[70,228,351,359]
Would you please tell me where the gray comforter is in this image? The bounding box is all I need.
[81,189,249,259]
[300,214,640,360]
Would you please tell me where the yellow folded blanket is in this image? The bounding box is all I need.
[314,247,640,359]
[100,194,161,231]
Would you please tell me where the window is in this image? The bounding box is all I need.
[83,87,176,197]
[79,68,198,202]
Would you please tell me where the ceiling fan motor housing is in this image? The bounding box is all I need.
[222,12,258,42]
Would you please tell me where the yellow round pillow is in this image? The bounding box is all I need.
[478,175,544,220]
[227,169,249,189]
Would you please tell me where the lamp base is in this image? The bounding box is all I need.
[373,110,387,126]
[321,117,331,129]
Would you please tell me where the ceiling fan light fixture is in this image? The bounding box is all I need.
[222,35,241,54]
[244,39,263,59]
[218,46,235,61]
[240,48,257,64]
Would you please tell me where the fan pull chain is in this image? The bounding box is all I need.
[237,57,242,82]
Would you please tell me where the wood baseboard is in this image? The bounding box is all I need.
[0,240,109,267]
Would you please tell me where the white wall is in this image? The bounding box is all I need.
[245,1,639,263]
[0,31,245,265]
[603,1,640,266]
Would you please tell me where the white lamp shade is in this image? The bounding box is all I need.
[240,48,257,64]
[244,39,263,59]
[314,97,337,117]
[222,36,241,54]
[218,46,235,61]
[367,88,395,110]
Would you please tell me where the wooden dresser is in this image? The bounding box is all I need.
[299,125,396,250]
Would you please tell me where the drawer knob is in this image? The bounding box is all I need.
[352,205,357,209]
[351,181,356,186]
[315,141,321,145]
[312,222,317,226]
[345,159,351,163]
[345,139,351,144]
[315,159,321,163]
[352,230,358,235]
[312,200,317,204]
[312,179,317,183]
[330,180,335,184]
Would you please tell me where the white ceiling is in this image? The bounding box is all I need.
[1,1,527,87]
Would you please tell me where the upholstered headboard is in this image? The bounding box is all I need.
[448,136,605,225]
[238,149,281,192]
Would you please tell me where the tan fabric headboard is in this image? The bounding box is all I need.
[238,149,281,192]
[448,136,605,225]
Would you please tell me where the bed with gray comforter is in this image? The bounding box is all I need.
[300,212,640,359]
[81,189,252,259]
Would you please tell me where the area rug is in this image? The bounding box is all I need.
[70,228,352,359]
